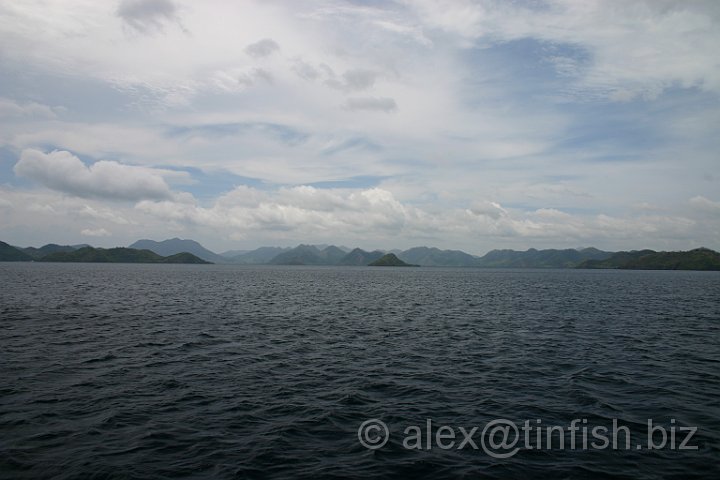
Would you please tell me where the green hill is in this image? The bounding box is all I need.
[368,253,418,267]
[577,248,720,270]
[22,243,81,259]
[476,247,612,268]
[577,250,656,269]
[398,246,479,267]
[40,246,211,264]
[0,241,34,261]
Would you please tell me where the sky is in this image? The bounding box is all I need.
[0,0,719,255]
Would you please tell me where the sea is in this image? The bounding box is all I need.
[1,263,719,479]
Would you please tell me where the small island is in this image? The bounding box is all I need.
[367,253,419,267]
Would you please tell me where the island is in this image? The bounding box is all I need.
[367,253,419,267]
[40,246,211,264]
[576,247,720,270]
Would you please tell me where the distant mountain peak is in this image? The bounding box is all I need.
[128,238,225,263]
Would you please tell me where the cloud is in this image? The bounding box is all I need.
[1,182,717,253]
[245,38,280,58]
[81,228,111,237]
[117,0,181,34]
[6,123,179,160]
[344,97,397,112]
[404,0,720,101]
[689,195,720,214]
[326,69,377,92]
[79,205,132,225]
[136,186,410,234]
[0,1,718,252]
[372,19,432,46]
[14,149,178,201]
[142,187,500,238]
[292,60,321,81]
[0,98,58,118]
[213,68,274,91]
[532,208,573,220]
[291,62,378,92]
[131,184,713,252]
[468,201,507,220]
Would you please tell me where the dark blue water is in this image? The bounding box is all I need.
[1,263,719,479]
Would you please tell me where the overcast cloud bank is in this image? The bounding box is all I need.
[0,0,718,252]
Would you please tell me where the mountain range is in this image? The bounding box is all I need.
[269,245,347,265]
[231,246,292,264]
[129,238,226,264]
[337,248,385,266]
[0,241,34,261]
[0,241,209,264]
[22,243,90,259]
[400,246,482,267]
[2,238,719,270]
[43,246,211,264]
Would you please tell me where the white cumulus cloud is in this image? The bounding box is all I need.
[14,149,179,201]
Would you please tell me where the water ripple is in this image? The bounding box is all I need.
[1,264,719,479]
